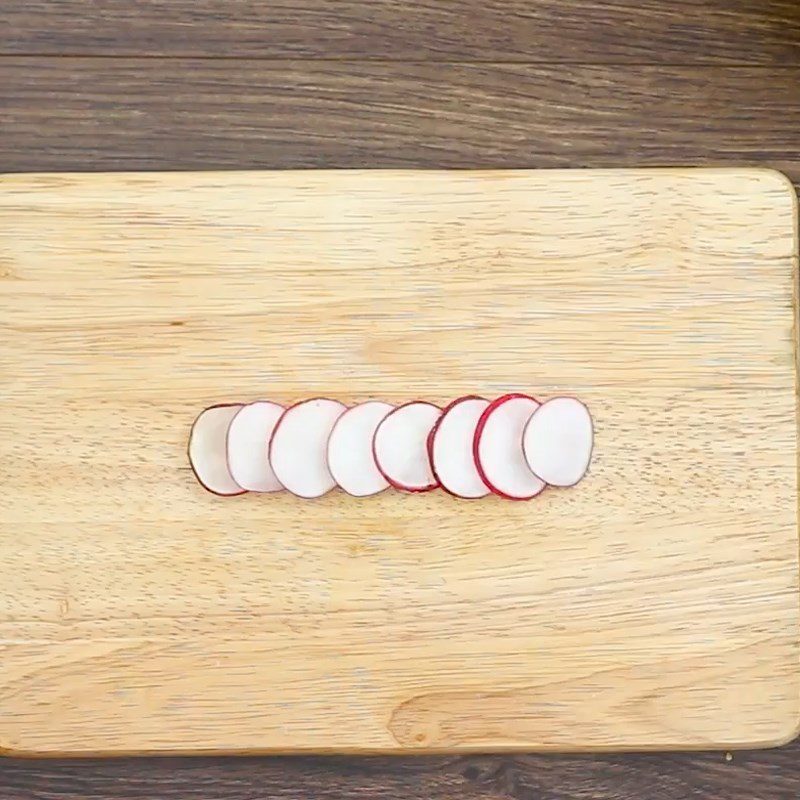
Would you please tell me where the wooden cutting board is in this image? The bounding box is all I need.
[0,169,798,756]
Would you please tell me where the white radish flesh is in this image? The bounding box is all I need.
[523,396,593,487]
[269,398,347,498]
[327,401,394,497]
[473,394,545,500]
[428,396,491,499]
[188,404,246,496]
[373,401,441,492]
[226,401,285,493]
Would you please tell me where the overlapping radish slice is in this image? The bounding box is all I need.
[226,401,285,493]
[327,401,394,497]
[373,401,441,492]
[268,398,347,499]
[188,404,246,496]
[428,396,491,499]
[473,393,546,500]
[523,396,593,487]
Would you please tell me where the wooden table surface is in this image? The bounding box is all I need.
[1,1,799,797]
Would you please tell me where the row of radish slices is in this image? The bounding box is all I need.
[188,394,593,500]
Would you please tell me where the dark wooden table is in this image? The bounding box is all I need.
[2,2,799,797]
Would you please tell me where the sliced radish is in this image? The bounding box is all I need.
[473,393,546,500]
[427,396,491,499]
[188,404,246,497]
[268,398,347,499]
[327,401,394,497]
[226,401,285,493]
[373,401,441,492]
[523,396,594,487]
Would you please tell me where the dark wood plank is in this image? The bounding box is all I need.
[1,59,799,180]
[2,0,800,62]
[2,747,800,800]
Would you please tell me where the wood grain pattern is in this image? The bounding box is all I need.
[2,0,800,62]
[0,168,797,756]
[3,0,800,794]
[3,750,800,800]
[1,60,799,175]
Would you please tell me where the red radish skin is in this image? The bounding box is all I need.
[373,401,441,493]
[473,393,546,501]
[427,395,491,499]
[327,401,394,497]
[268,398,347,499]
[225,400,285,493]
[523,396,594,487]
[188,404,246,497]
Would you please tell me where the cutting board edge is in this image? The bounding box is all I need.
[3,722,800,758]
[1,164,798,187]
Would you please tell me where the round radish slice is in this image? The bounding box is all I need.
[268,398,347,499]
[226,401,285,493]
[473,394,545,500]
[327,401,394,497]
[188,404,246,497]
[427,396,491,499]
[373,401,441,492]
[523,396,594,487]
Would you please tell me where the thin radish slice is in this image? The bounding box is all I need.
[327,401,394,497]
[523,397,594,487]
[473,393,546,500]
[188,404,246,497]
[373,401,441,492]
[427,396,491,499]
[226,401,285,493]
[269,398,347,499]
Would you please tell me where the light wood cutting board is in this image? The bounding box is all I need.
[0,169,798,756]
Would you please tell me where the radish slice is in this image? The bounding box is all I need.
[523,396,594,487]
[226,401,285,493]
[188,404,246,497]
[268,398,347,499]
[373,401,441,492]
[427,396,491,499]
[327,401,394,497]
[473,394,545,500]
